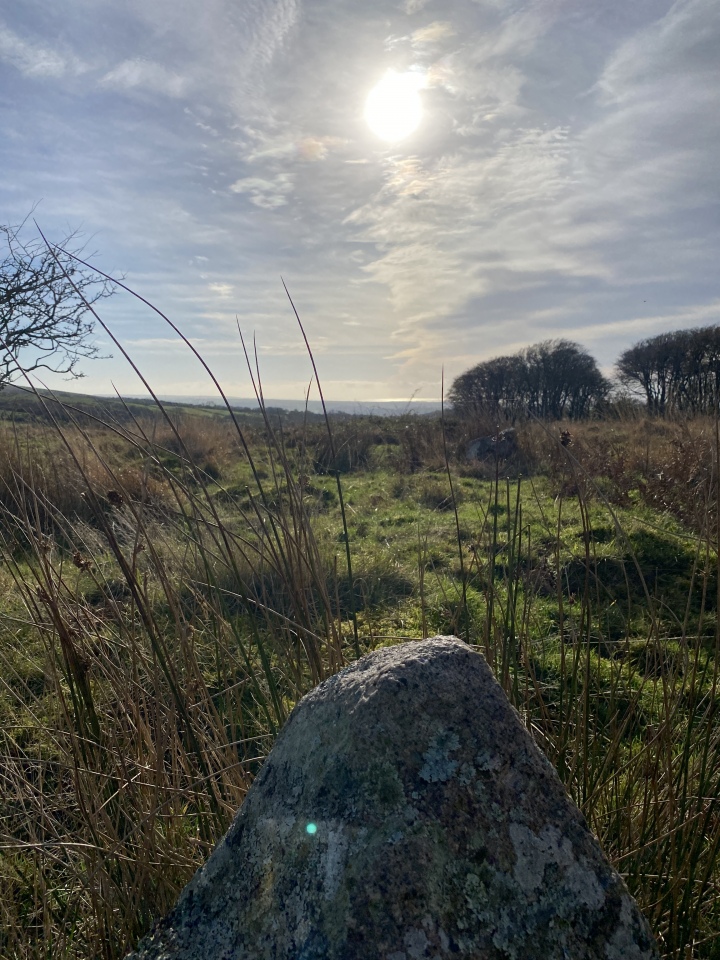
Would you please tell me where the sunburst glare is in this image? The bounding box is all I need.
[364,70,424,142]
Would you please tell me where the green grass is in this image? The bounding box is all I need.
[1,381,720,958]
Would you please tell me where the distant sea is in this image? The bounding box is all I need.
[122,396,444,416]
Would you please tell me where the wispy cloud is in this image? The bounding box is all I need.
[581,299,720,344]
[411,22,456,44]
[229,174,294,208]
[101,59,188,98]
[599,0,718,103]
[208,283,235,298]
[346,126,577,323]
[246,135,346,164]
[297,136,346,161]
[404,0,431,13]
[0,22,85,78]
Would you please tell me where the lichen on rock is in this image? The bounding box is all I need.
[127,637,659,959]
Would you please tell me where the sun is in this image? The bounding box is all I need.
[364,70,424,142]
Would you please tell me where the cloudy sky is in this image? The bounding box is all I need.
[1,0,718,401]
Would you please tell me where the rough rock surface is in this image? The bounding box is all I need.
[128,637,659,960]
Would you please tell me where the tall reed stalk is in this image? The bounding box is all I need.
[455,431,720,957]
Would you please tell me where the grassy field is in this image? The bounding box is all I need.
[1,388,720,959]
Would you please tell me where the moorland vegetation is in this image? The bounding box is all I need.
[2,235,720,958]
[1,382,720,959]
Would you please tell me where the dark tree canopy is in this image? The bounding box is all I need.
[449,339,609,420]
[0,222,113,387]
[617,326,720,416]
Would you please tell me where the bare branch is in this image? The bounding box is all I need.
[0,220,114,387]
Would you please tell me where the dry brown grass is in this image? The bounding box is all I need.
[0,403,349,959]
[526,416,719,537]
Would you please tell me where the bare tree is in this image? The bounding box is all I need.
[0,221,113,387]
[617,325,720,416]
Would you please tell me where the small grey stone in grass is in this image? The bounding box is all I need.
[127,637,659,960]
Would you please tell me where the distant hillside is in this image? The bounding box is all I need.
[147,396,444,416]
[0,384,329,427]
[0,385,441,426]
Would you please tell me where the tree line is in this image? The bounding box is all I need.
[1,219,717,420]
[616,327,720,416]
[449,326,720,419]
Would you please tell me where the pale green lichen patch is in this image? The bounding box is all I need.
[605,896,656,960]
[509,823,576,895]
[475,748,503,772]
[419,729,460,783]
[127,638,659,960]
